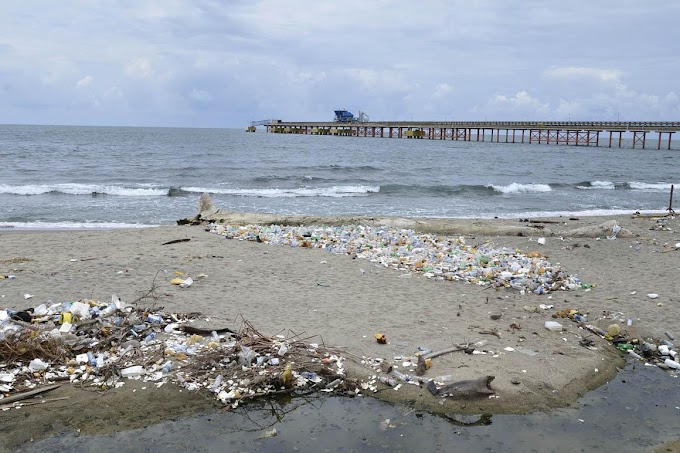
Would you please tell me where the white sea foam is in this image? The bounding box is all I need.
[488,183,552,194]
[628,182,677,192]
[490,208,668,219]
[0,184,168,196]
[576,181,616,190]
[0,222,157,230]
[181,185,380,198]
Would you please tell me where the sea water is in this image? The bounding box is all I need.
[1,124,678,228]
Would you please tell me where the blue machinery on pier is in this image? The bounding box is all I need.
[263,121,680,149]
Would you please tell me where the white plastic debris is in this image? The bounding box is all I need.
[70,301,91,319]
[607,223,622,240]
[544,321,563,332]
[179,277,193,288]
[647,293,659,299]
[121,366,144,377]
[537,237,546,245]
[0,373,15,383]
[29,359,49,372]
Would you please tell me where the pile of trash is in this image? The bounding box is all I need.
[0,296,356,409]
[210,224,581,294]
[553,308,680,371]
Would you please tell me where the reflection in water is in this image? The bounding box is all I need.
[26,362,680,453]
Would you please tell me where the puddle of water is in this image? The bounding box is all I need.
[21,362,680,453]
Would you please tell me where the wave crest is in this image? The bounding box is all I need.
[488,183,552,194]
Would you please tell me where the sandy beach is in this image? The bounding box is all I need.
[1,210,679,449]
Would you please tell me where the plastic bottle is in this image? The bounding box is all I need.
[379,376,398,387]
[99,304,117,318]
[162,361,173,374]
[146,314,163,324]
[390,369,411,382]
[325,378,343,389]
[628,350,644,360]
[143,332,156,343]
[660,339,675,348]
[210,374,223,392]
[664,359,680,370]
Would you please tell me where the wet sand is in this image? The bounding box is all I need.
[1,212,679,449]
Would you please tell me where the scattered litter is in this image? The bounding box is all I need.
[556,307,680,373]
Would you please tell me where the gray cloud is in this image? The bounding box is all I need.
[0,0,678,126]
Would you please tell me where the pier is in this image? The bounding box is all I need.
[263,121,680,149]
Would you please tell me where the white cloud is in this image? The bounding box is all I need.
[125,58,154,79]
[189,88,213,103]
[489,91,550,113]
[287,71,327,84]
[76,75,93,88]
[544,67,623,84]
[431,83,452,100]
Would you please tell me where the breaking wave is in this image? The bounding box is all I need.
[488,183,553,194]
[181,185,380,198]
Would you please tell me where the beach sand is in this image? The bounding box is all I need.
[1,211,679,449]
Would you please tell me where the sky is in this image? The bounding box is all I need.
[1,1,679,128]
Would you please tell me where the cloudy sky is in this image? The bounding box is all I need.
[1,1,678,127]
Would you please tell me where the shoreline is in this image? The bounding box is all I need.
[1,210,678,447]
[0,207,672,232]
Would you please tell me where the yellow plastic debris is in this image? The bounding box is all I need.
[281,363,293,387]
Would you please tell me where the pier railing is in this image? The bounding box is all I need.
[262,120,680,149]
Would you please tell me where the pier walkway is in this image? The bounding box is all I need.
[264,121,680,149]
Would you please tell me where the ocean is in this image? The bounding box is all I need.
[1,124,678,229]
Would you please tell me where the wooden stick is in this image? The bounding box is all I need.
[669,184,674,213]
[1,396,70,408]
[422,345,467,360]
[0,384,61,405]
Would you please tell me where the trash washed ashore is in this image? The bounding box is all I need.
[1,208,679,449]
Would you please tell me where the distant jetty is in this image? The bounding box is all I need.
[259,120,680,150]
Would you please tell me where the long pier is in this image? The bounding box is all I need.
[264,121,680,149]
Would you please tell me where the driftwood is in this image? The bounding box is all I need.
[0,384,61,406]
[179,325,239,337]
[416,345,467,376]
[161,238,191,246]
[427,376,495,398]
